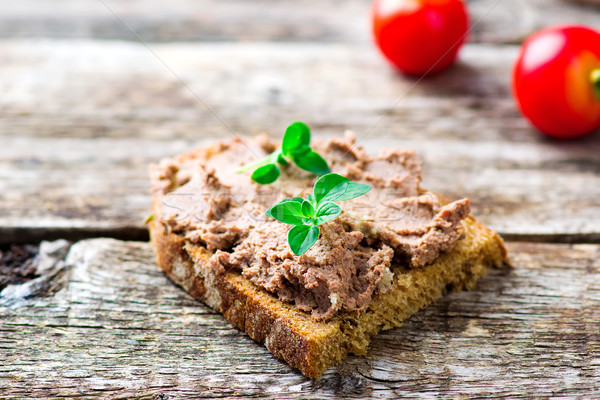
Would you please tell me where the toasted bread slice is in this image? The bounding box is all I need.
[149,197,508,378]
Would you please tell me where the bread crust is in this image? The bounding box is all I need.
[150,197,509,378]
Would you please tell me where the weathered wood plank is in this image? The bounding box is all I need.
[1,40,599,242]
[0,239,598,398]
[2,0,600,44]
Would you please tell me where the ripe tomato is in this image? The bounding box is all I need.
[371,0,469,76]
[512,25,600,139]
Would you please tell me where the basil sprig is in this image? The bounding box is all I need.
[237,122,330,184]
[265,173,371,256]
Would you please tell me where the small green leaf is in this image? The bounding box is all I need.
[265,201,306,225]
[313,173,349,205]
[264,169,372,255]
[265,197,303,218]
[251,164,280,185]
[282,122,311,155]
[315,202,342,225]
[336,181,372,201]
[288,224,320,256]
[144,214,154,224]
[293,150,331,176]
[276,153,289,166]
[237,122,332,185]
[301,200,315,218]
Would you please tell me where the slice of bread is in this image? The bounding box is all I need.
[149,196,508,378]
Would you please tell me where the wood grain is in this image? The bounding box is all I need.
[1,0,600,44]
[0,239,598,398]
[2,41,599,243]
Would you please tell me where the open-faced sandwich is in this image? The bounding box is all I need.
[148,123,509,378]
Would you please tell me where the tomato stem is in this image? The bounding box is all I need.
[592,68,600,101]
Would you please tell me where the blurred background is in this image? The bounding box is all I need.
[1,0,600,244]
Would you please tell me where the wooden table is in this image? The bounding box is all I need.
[1,1,599,398]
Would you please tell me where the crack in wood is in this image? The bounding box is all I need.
[0,240,71,308]
[1,228,149,246]
[0,244,39,291]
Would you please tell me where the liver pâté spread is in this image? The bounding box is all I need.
[152,133,470,321]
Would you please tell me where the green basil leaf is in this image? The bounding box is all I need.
[301,200,315,218]
[336,181,372,201]
[288,224,320,256]
[313,173,348,205]
[292,150,331,176]
[251,164,280,185]
[315,202,341,225]
[265,201,306,225]
[282,122,311,155]
[307,193,315,205]
[265,197,303,218]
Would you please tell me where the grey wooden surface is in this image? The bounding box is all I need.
[2,42,599,243]
[1,239,599,399]
[1,0,600,398]
[2,0,600,44]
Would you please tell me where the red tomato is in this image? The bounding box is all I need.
[512,25,600,139]
[371,0,469,76]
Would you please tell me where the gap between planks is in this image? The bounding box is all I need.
[5,228,600,247]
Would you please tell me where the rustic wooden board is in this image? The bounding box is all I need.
[0,239,598,398]
[2,0,600,44]
[2,41,599,243]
